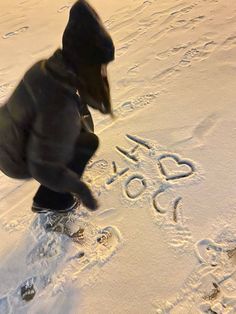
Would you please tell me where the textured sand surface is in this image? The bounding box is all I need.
[0,0,236,313]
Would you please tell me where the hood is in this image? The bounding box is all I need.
[45,49,78,91]
[62,0,115,66]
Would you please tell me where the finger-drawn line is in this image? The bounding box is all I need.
[87,159,108,170]
[173,197,182,223]
[157,154,195,181]
[153,187,182,216]
[106,167,129,185]
[130,145,139,154]
[124,174,147,199]
[152,187,168,214]
[112,161,117,173]
[126,134,152,149]
[116,146,139,163]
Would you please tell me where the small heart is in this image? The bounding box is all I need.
[158,154,194,180]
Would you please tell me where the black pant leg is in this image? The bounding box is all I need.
[33,185,74,210]
[32,132,99,210]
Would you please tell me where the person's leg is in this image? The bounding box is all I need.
[32,132,99,213]
[32,185,78,213]
[68,132,99,177]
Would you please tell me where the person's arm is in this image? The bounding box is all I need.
[27,105,98,210]
[28,158,97,210]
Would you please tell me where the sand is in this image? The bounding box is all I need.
[0,0,236,313]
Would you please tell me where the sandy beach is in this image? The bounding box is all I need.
[0,0,236,313]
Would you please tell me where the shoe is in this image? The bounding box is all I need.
[32,196,79,214]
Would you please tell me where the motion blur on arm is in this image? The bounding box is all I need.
[0,0,115,212]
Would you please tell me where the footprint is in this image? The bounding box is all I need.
[3,276,50,312]
[96,226,122,262]
[27,233,62,265]
[20,280,36,302]
[194,237,236,269]
[227,247,236,263]
[222,35,236,50]
[179,40,217,67]
[194,238,225,266]
[96,93,159,133]
[202,282,220,302]
[193,113,219,140]
[156,43,189,60]
[155,232,236,313]
[27,212,122,295]
[153,66,178,81]
[152,188,192,250]
[179,48,202,66]
[155,271,223,313]
[51,223,122,294]
[31,211,90,241]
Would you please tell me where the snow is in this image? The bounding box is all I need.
[1,0,236,313]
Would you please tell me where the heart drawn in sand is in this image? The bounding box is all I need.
[158,154,195,181]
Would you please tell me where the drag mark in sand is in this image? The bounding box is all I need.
[57,5,72,13]
[2,26,29,39]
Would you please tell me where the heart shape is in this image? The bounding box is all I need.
[158,154,195,181]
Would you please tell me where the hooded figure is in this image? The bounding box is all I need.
[0,0,115,212]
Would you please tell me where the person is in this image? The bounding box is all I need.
[0,0,115,213]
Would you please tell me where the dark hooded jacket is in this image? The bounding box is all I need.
[0,0,114,203]
[0,49,93,180]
